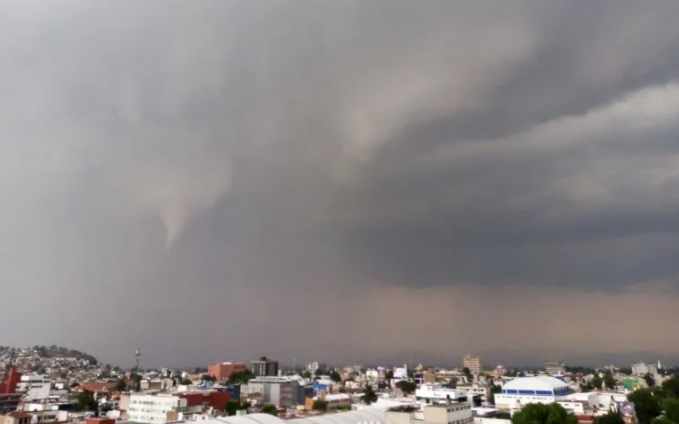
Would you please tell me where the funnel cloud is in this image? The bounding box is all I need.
[1,1,679,368]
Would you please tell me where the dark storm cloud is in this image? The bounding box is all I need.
[2,1,679,366]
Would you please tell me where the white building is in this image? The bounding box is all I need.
[493,376,574,413]
[127,393,187,424]
[545,362,566,376]
[631,362,657,376]
[386,402,473,424]
[16,375,52,401]
[307,362,328,376]
[415,384,463,404]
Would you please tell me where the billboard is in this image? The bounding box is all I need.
[616,401,637,424]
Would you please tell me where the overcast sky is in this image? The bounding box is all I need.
[2,1,679,368]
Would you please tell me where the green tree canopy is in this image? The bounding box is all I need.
[649,375,659,387]
[329,371,342,383]
[363,385,378,405]
[592,374,604,390]
[662,398,679,423]
[463,367,471,378]
[74,390,99,412]
[594,412,625,424]
[261,404,278,416]
[663,377,679,399]
[224,401,245,416]
[312,400,328,411]
[228,370,255,385]
[511,403,577,424]
[628,388,661,424]
[114,378,127,392]
[603,372,617,390]
[395,380,417,394]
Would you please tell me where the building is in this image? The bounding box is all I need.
[385,402,473,424]
[307,362,327,376]
[250,357,279,377]
[0,413,32,424]
[463,355,482,375]
[415,383,463,404]
[247,377,299,408]
[16,375,51,401]
[545,362,566,376]
[127,393,187,424]
[207,363,247,380]
[178,391,231,412]
[493,376,575,413]
[0,368,22,414]
[631,362,657,376]
[196,406,388,424]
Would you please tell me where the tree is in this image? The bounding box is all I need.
[592,374,604,390]
[363,385,378,405]
[488,385,502,406]
[645,374,657,388]
[131,372,142,392]
[181,377,192,385]
[662,398,679,423]
[114,378,127,392]
[395,380,417,395]
[663,376,679,399]
[201,374,216,383]
[628,388,661,424]
[312,400,328,412]
[463,367,472,379]
[224,401,245,416]
[603,372,617,390]
[74,390,99,412]
[228,370,255,385]
[594,412,625,424]
[511,403,577,424]
[385,370,394,381]
[260,404,278,416]
[329,371,342,383]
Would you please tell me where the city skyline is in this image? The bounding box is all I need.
[2,1,679,368]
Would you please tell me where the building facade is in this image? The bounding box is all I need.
[307,362,327,376]
[463,355,482,375]
[631,362,657,376]
[250,357,279,377]
[545,362,566,376]
[385,402,473,424]
[208,363,248,380]
[127,394,187,424]
[247,377,299,408]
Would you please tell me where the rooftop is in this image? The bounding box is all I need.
[502,376,569,392]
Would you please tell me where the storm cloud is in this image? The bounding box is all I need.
[1,1,679,367]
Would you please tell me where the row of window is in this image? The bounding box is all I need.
[501,389,573,396]
[448,418,473,424]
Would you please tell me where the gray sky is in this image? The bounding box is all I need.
[2,1,679,368]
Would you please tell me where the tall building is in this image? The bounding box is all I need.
[250,356,279,377]
[306,361,327,376]
[545,362,566,375]
[631,362,657,376]
[247,377,299,408]
[207,362,248,380]
[463,355,482,375]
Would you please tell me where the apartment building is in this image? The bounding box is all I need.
[247,377,299,408]
[462,355,482,375]
[250,357,279,377]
